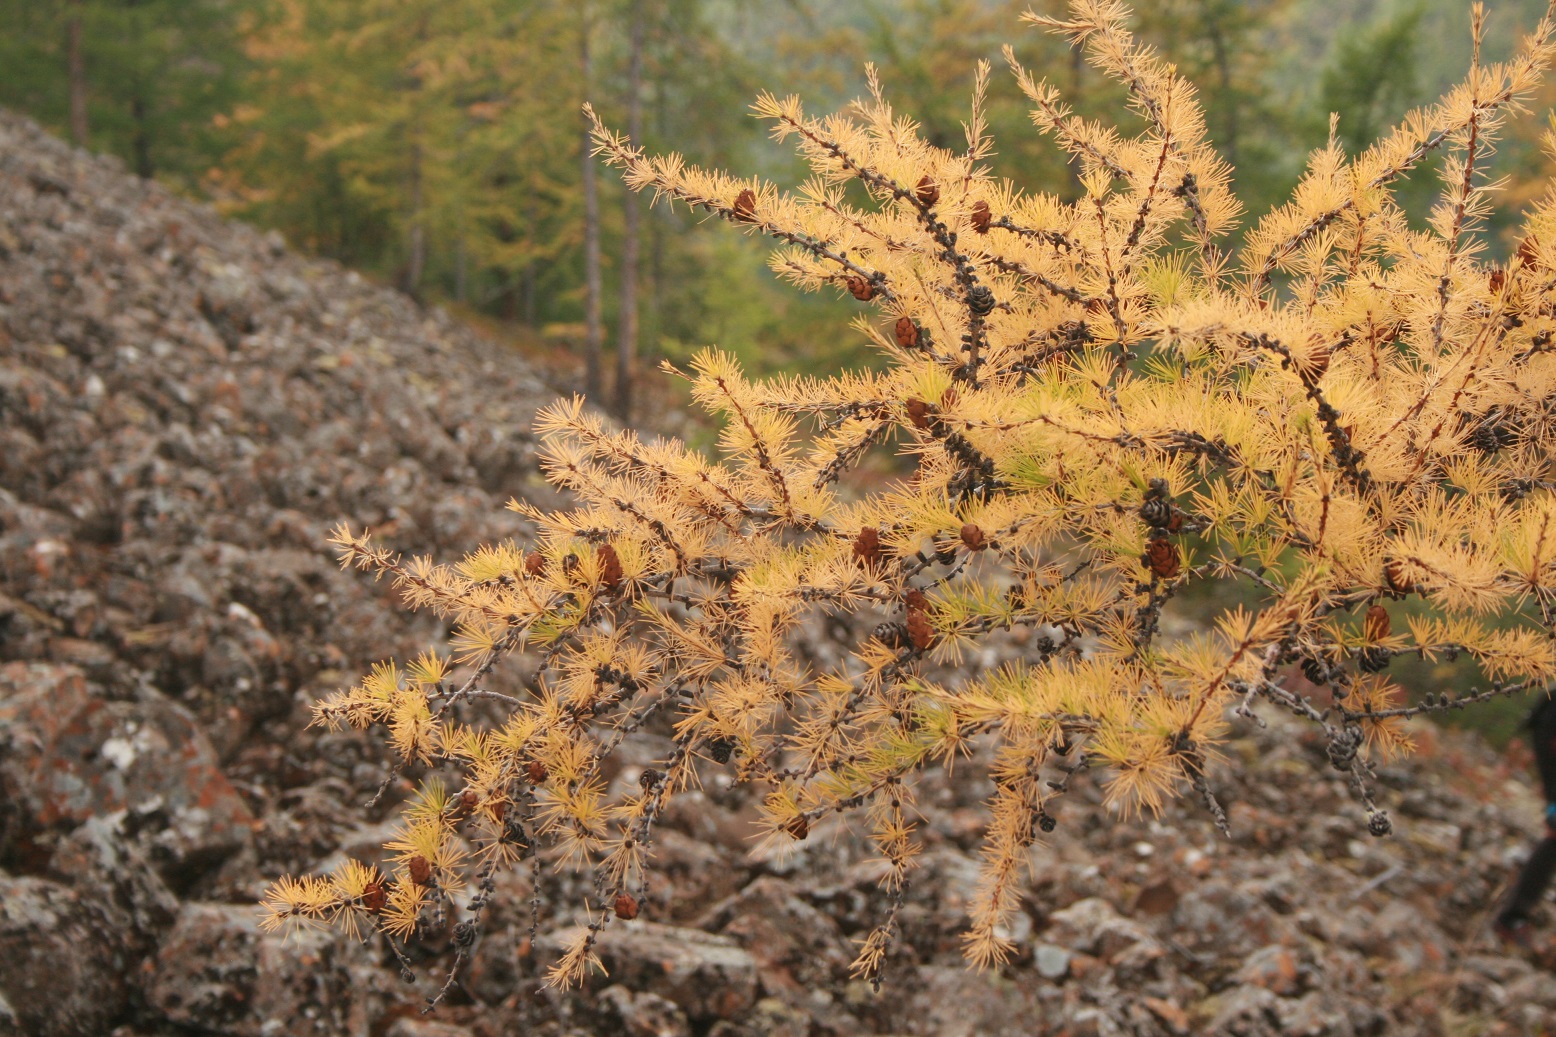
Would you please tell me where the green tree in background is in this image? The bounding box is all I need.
[1134,0,1295,216]
[1316,4,1427,158]
[223,0,796,408]
[0,0,250,186]
[225,0,581,303]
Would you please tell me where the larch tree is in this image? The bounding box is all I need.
[262,0,1556,1007]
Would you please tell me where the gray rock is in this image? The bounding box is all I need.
[147,902,386,1037]
[1047,896,1153,961]
[48,812,179,942]
[383,1020,476,1037]
[1276,991,1356,1037]
[1034,942,1071,979]
[0,874,132,1037]
[1232,944,1304,997]
[699,875,851,997]
[705,997,809,1037]
[596,985,692,1037]
[873,965,1040,1037]
[538,921,757,1022]
[1204,985,1282,1037]
[1504,971,1556,1010]
[0,662,254,889]
[1170,882,1285,960]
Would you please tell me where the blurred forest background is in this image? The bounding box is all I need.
[3,0,1554,416]
[5,0,1556,417]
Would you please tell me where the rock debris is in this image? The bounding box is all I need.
[1,109,1555,1036]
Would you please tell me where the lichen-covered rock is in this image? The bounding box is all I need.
[147,902,387,1037]
[0,874,133,1037]
[538,922,757,1022]
[699,876,852,998]
[0,661,253,887]
[48,812,180,946]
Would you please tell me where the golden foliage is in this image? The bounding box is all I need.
[265,0,1556,997]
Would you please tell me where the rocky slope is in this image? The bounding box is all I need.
[2,108,1556,1037]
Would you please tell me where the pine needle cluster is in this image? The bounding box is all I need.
[264,0,1556,1000]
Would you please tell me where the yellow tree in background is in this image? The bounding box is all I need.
[224,0,579,305]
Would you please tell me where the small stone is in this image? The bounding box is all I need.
[1234,944,1303,997]
[1035,942,1071,979]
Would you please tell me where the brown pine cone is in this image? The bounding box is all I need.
[1363,604,1391,642]
[598,543,624,591]
[1142,536,1180,579]
[906,607,935,649]
[970,200,992,233]
[1382,559,1416,596]
[853,526,881,564]
[732,188,758,223]
[361,877,388,914]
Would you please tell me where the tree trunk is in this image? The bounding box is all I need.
[523,262,538,326]
[614,0,646,421]
[131,93,153,178]
[524,186,540,326]
[581,2,604,399]
[650,50,666,323]
[401,143,425,298]
[1208,14,1237,168]
[67,1,88,147]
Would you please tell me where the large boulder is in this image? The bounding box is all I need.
[0,873,134,1037]
[0,661,253,887]
[146,902,388,1037]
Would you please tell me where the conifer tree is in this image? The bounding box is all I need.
[263,0,1556,1002]
[0,0,251,187]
